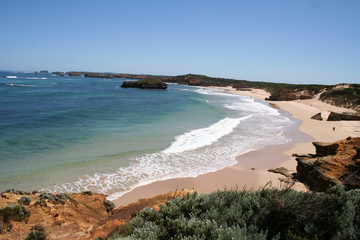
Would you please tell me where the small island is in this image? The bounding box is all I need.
[121,78,168,89]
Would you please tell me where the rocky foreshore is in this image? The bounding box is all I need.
[294,137,360,191]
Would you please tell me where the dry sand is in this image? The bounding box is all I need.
[113,87,360,207]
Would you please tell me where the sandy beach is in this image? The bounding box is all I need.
[114,86,360,207]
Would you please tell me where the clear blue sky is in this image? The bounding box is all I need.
[1,0,359,84]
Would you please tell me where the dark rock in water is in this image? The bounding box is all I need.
[53,71,65,76]
[121,79,167,89]
[327,111,360,121]
[313,141,339,157]
[0,204,30,223]
[295,137,360,192]
[67,72,82,77]
[39,70,48,74]
[18,196,31,205]
[103,200,115,212]
[311,112,323,121]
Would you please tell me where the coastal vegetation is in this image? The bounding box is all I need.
[319,84,360,111]
[121,79,168,89]
[114,186,360,240]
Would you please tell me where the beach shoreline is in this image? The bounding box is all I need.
[113,86,360,207]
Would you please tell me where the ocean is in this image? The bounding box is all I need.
[0,71,294,199]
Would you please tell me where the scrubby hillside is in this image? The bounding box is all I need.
[319,84,360,111]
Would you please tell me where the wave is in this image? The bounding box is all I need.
[25,77,47,80]
[6,83,38,87]
[193,87,240,97]
[163,116,252,154]
[6,76,17,79]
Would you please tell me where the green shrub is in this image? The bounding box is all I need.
[24,225,46,240]
[320,84,360,110]
[0,204,30,223]
[116,187,360,240]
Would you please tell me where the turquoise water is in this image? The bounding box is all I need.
[0,71,293,198]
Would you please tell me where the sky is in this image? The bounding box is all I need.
[0,0,359,84]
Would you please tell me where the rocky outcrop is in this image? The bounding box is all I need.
[327,112,360,121]
[53,71,65,76]
[268,89,315,101]
[67,72,82,77]
[295,137,360,192]
[312,141,339,157]
[0,189,193,240]
[84,73,114,78]
[311,112,323,121]
[0,190,110,239]
[121,79,167,89]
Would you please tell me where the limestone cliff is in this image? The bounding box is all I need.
[295,137,360,192]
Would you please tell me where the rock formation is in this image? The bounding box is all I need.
[0,189,192,240]
[53,71,65,76]
[327,112,360,121]
[295,137,360,192]
[121,79,167,89]
[0,190,110,239]
[267,89,315,101]
[311,112,323,121]
[67,72,82,77]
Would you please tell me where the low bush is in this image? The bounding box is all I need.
[116,186,360,240]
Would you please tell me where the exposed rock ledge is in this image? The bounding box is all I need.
[0,189,192,239]
[327,111,360,121]
[295,137,360,192]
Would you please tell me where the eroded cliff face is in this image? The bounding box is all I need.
[0,189,193,240]
[295,137,360,192]
[0,191,111,240]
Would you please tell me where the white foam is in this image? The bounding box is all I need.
[6,83,37,87]
[25,77,47,80]
[224,101,280,116]
[163,116,252,154]
[194,87,239,97]
[6,76,17,79]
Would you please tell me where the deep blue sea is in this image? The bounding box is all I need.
[0,71,293,199]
